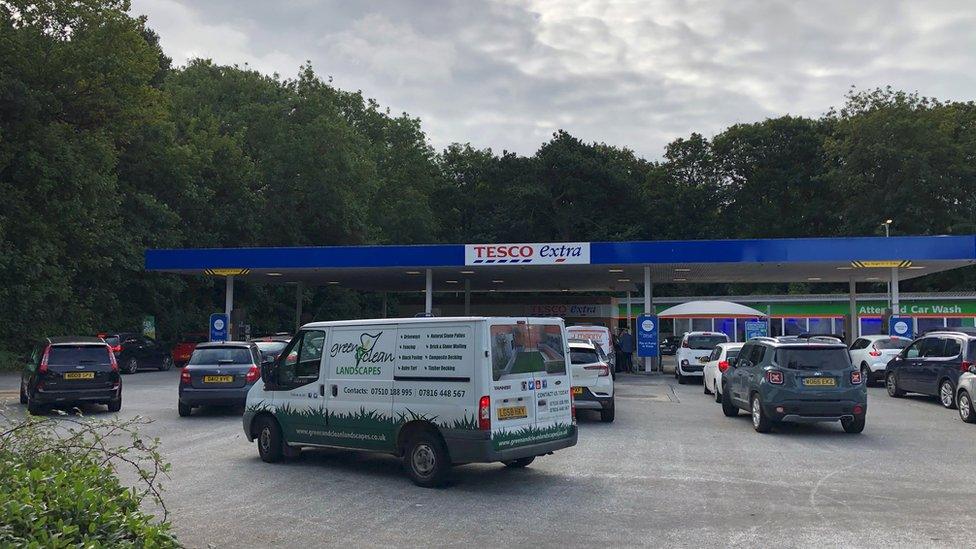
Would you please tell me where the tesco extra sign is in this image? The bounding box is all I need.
[465,242,590,266]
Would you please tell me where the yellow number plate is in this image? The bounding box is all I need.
[572,386,583,395]
[203,375,234,383]
[803,377,836,387]
[63,372,94,380]
[497,406,528,420]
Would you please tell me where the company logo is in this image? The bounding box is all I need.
[465,242,590,266]
[332,332,394,376]
[641,319,655,332]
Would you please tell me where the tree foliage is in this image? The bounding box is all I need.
[2,1,976,353]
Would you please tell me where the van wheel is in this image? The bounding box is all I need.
[125,358,139,374]
[600,399,615,423]
[841,415,865,434]
[178,402,192,417]
[721,384,739,417]
[255,416,284,463]
[958,391,976,423]
[751,394,772,433]
[107,393,122,413]
[404,431,450,488]
[503,457,535,468]
[939,380,956,409]
[886,372,904,398]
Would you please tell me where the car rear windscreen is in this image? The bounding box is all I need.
[102,336,120,346]
[687,335,728,349]
[189,347,253,365]
[776,347,851,370]
[727,349,741,359]
[875,338,910,350]
[570,348,600,365]
[49,345,111,364]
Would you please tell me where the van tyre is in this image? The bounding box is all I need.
[751,394,773,433]
[256,416,285,463]
[958,391,976,423]
[178,401,192,417]
[503,456,535,468]
[842,415,865,434]
[404,431,450,488]
[886,372,904,398]
[600,398,615,423]
[721,384,738,417]
[939,379,956,409]
[125,358,138,374]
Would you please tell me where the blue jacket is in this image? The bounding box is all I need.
[618,332,634,353]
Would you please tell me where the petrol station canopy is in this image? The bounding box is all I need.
[145,235,976,292]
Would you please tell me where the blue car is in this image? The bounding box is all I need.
[721,337,867,433]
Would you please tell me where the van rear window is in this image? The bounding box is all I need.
[775,347,851,370]
[49,346,111,365]
[490,323,566,380]
[687,335,727,349]
[875,338,909,350]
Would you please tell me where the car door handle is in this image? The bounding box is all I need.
[331,384,338,397]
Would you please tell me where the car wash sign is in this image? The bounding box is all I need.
[465,242,590,266]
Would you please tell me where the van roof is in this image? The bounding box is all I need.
[301,316,562,329]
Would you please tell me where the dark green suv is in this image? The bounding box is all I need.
[721,337,867,433]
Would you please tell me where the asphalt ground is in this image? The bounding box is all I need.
[2,359,976,548]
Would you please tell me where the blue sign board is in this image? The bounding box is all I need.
[889,316,912,338]
[210,313,229,342]
[637,314,659,358]
[744,320,768,340]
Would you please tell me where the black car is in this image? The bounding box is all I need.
[20,337,122,414]
[660,336,680,356]
[178,341,263,416]
[885,330,975,408]
[100,332,173,374]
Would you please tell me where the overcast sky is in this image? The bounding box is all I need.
[130,0,976,158]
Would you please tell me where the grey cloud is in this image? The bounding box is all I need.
[130,0,976,158]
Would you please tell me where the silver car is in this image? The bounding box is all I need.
[957,365,976,423]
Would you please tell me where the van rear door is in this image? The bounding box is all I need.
[529,319,572,431]
[488,319,539,445]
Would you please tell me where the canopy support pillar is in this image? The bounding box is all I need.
[644,266,655,373]
[224,275,234,341]
[425,268,433,315]
[295,281,303,332]
[464,279,471,316]
[891,267,900,317]
[381,292,388,318]
[849,277,857,343]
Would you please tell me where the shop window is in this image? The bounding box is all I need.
[916,318,945,334]
[673,318,691,337]
[714,318,735,341]
[860,318,882,336]
[835,317,846,339]
[770,318,784,337]
[784,318,807,335]
[946,318,964,328]
[807,318,833,335]
[692,318,713,332]
[735,318,762,342]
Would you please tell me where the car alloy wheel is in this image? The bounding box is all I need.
[959,392,974,422]
[886,373,902,397]
[939,380,955,408]
[126,358,138,374]
[751,398,761,429]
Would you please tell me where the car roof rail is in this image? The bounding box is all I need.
[749,336,777,343]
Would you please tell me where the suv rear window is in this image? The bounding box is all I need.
[875,338,910,350]
[775,347,851,371]
[687,335,727,350]
[49,345,111,364]
[189,347,254,365]
[570,348,600,365]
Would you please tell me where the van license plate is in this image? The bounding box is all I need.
[203,375,234,383]
[64,372,94,380]
[803,377,836,387]
[572,386,583,396]
[497,406,527,420]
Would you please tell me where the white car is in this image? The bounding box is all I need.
[568,339,615,422]
[849,335,911,386]
[703,342,744,402]
[675,331,730,384]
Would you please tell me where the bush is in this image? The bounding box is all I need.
[0,349,21,372]
[0,409,180,547]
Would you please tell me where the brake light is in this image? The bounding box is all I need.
[850,370,863,384]
[180,367,191,385]
[584,364,610,377]
[39,345,51,374]
[718,360,729,373]
[961,361,972,373]
[110,344,122,354]
[107,346,118,372]
[245,365,260,383]
[868,344,881,357]
[478,395,491,430]
[765,370,784,385]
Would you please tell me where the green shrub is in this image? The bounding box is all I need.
[0,410,180,547]
[0,349,21,372]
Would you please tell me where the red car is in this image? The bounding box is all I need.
[171,333,208,366]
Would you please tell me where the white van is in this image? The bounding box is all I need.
[243,317,577,487]
[567,325,615,371]
[674,331,729,384]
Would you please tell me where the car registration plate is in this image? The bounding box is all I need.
[803,377,836,387]
[203,375,234,383]
[497,405,527,420]
[572,386,583,396]
[63,371,94,380]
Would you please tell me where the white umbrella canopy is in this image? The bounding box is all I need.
[656,300,767,318]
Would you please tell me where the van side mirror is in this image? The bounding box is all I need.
[260,361,276,387]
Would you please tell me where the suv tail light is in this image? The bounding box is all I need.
[850,370,863,385]
[961,361,972,373]
[584,364,610,377]
[107,346,118,372]
[868,344,882,357]
[245,365,260,383]
[765,370,784,385]
[478,395,491,430]
[718,360,730,373]
[38,345,51,374]
[180,367,191,385]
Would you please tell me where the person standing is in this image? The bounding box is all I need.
[618,328,634,373]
